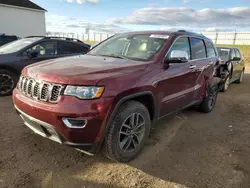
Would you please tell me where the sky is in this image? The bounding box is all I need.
[31,0,250,33]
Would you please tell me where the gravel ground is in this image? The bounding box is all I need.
[0,66,250,188]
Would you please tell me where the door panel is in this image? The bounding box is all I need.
[18,55,57,71]
[234,49,244,79]
[158,61,201,116]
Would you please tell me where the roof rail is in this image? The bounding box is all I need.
[177,30,203,36]
[26,36,83,43]
[26,36,46,38]
[178,30,187,32]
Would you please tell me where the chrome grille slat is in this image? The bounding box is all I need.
[50,85,63,102]
[18,76,63,103]
[33,82,40,99]
[27,79,34,96]
[23,78,28,93]
[20,76,24,90]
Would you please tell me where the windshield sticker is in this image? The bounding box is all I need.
[220,49,230,51]
[150,34,169,39]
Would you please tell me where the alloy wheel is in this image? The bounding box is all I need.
[0,74,15,95]
[208,91,216,109]
[119,113,145,153]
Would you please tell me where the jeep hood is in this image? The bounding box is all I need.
[23,55,148,85]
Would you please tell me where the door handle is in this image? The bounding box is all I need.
[189,65,196,69]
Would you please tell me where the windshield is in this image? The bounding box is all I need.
[88,34,168,61]
[216,47,230,62]
[0,38,42,54]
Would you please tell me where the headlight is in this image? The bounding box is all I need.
[64,86,104,99]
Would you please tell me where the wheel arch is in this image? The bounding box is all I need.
[0,65,19,76]
[108,91,156,124]
[96,91,156,152]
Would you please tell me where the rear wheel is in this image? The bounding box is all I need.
[0,69,17,96]
[235,70,244,84]
[104,101,151,162]
[198,86,217,113]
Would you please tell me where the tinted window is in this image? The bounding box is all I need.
[166,37,190,60]
[190,38,206,59]
[0,36,17,46]
[58,42,88,55]
[26,41,58,56]
[205,41,216,57]
[235,49,241,58]
[230,49,236,59]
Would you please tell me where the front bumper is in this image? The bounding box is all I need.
[15,106,94,154]
[13,88,114,154]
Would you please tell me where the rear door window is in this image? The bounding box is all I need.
[205,41,216,57]
[58,41,88,55]
[190,38,206,59]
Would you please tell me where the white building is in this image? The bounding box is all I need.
[0,0,46,38]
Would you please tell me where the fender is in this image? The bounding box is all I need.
[208,76,222,95]
[94,91,156,152]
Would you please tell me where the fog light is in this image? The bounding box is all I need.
[62,118,87,128]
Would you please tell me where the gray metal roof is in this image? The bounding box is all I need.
[0,0,46,11]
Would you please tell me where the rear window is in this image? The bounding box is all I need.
[190,38,206,59]
[216,47,230,62]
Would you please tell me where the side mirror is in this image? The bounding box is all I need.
[27,50,38,58]
[164,57,188,64]
[232,57,241,61]
[164,50,189,64]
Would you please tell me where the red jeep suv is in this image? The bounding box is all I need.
[13,30,221,162]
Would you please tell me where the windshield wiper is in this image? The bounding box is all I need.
[98,54,129,60]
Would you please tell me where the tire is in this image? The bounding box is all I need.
[0,69,18,96]
[104,100,151,162]
[235,70,244,84]
[221,75,230,92]
[198,86,217,113]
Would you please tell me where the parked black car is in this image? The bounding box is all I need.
[0,34,18,46]
[216,47,245,92]
[0,36,90,96]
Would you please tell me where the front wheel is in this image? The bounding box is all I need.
[198,86,217,113]
[0,69,17,96]
[104,101,151,162]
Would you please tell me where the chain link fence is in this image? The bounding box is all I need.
[46,32,113,45]
[47,31,250,62]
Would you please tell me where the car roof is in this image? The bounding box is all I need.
[116,30,211,41]
[26,36,91,48]
[216,46,238,50]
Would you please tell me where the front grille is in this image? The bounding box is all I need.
[18,76,64,103]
